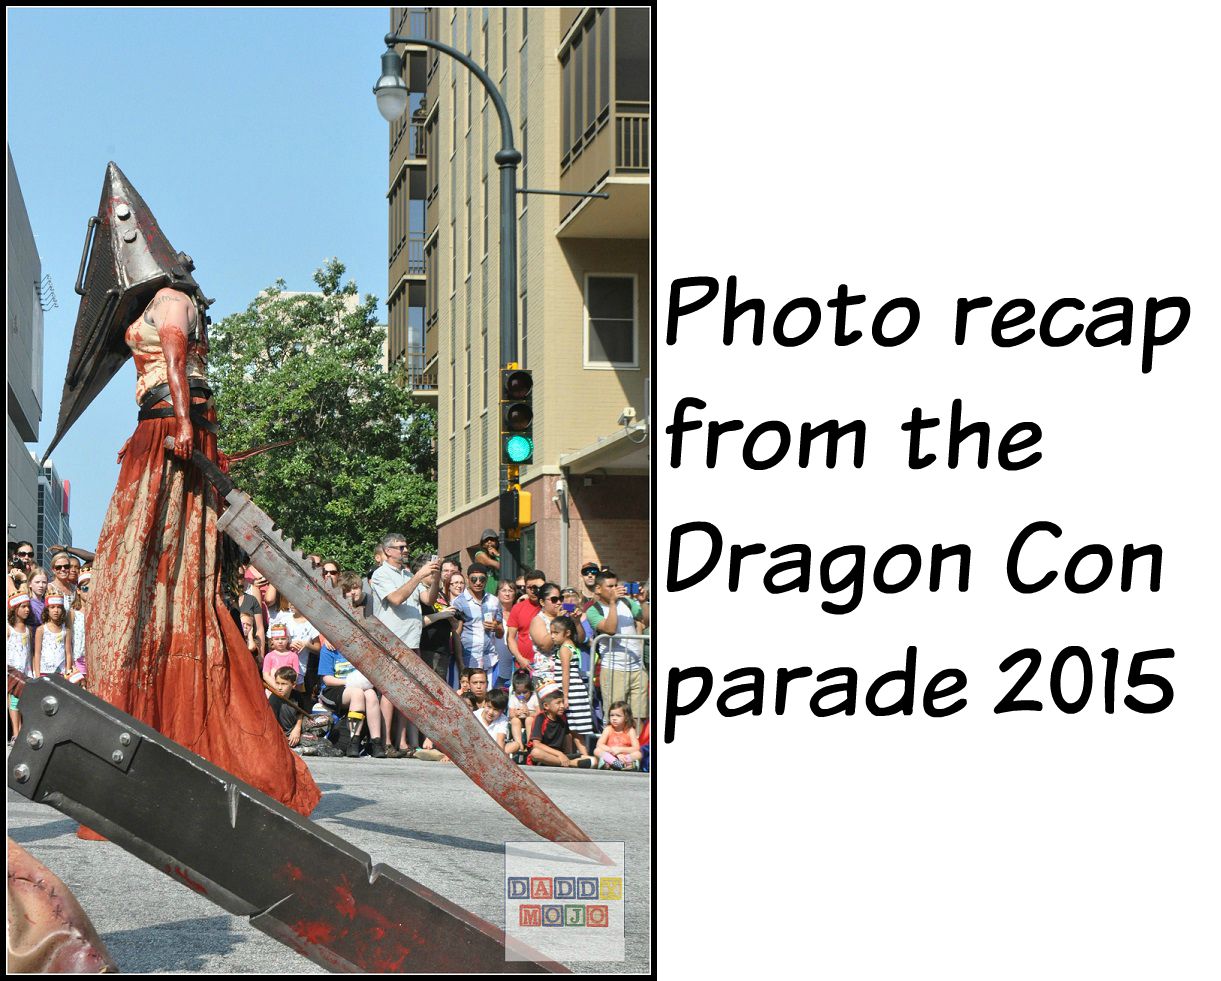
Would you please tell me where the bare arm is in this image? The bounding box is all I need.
[383,561,439,607]
[33,627,43,677]
[529,614,555,655]
[151,289,196,462]
[560,645,573,706]
[507,623,530,670]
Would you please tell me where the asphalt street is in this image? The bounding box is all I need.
[6,753,651,974]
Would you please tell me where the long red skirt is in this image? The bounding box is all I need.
[85,412,320,817]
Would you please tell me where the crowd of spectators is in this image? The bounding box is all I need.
[221,530,651,771]
[7,542,92,740]
[7,531,652,770]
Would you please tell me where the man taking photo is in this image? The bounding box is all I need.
[369,534,441,665]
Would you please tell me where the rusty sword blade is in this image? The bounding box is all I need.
[165,437,601,853]
[7,677,565,973]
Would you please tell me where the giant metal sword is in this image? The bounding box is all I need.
[163,437,595,850]
[7,675,566,972]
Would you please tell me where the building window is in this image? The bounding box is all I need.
[520,293,528,370]
[481,413,489,497]
[560,9,612,165]
[450,219,457,296]
[616,8,650,103]
[464,427,471,504]
[465,196,472,278]
[449,436,457,512]
[584,274,638,368]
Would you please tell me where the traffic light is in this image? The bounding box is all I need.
[499,483,533,533]
[499,366,534,465]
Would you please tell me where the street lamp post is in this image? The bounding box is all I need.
[373,33,522,578]
[374,34,521,369]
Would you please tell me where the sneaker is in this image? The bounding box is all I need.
[385,747,410,759]
[369,738,387,759]
[574,757,593,769]
[414,748,444,762]
[345,738,362,758]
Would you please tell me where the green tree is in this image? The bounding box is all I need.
[209,258,436,572]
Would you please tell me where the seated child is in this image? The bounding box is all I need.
[477,688,521,755]
[527,683,593,768]
[267,666,303,748]
[593,700,643,770]
[507,669,540,752]
[262,623,305,702]
[269,664,338,756]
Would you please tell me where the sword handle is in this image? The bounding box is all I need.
[163,436,236,497]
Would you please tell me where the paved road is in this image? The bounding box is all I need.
[6,754,651,974]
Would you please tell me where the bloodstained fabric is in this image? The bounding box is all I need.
[85,408,320,817]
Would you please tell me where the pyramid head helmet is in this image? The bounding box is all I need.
[42,162,213,463]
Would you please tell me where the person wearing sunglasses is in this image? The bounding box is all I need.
[452,564,505,687]
[49,554,76,607]
[506,570,547,677]
[471,529,501,595]
[527,583,566,684]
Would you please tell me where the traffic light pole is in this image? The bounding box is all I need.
[385,32,521,580]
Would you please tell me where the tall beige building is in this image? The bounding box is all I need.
[386,7,651,586]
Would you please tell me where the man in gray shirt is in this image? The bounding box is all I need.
[368,534,440,656]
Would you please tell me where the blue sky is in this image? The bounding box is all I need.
[8,7,394,548]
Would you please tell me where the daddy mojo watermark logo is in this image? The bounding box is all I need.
[504,841,626,962]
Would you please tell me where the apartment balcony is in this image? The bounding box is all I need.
[389,232,426,292]
[406,349,438,403]
[557,101,650,240]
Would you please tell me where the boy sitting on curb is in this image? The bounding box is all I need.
[527,683,593,768]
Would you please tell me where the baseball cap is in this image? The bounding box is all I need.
[480,528,498,542]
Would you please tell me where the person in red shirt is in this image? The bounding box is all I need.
[506,569,547,677]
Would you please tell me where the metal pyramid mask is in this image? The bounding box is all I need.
[43,162,212,463]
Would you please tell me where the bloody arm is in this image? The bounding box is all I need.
[152,289,195,462]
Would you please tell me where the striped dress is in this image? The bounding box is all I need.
[554,641,593,735]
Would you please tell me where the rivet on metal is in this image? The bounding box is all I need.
[14,764,31,784]
[123,230,138,243]
[111,750,125,765]
[41,696,59,716]
[116,207,131,220]
[119,732,132,746]
[25,731,43,750]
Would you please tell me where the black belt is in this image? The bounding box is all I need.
[137,404,218,433]
[138,381,218,433]
[139,381,212,409]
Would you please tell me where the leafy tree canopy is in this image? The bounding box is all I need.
[209,258,436,572]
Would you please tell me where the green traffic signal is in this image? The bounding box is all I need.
[505,434,533,463]
[499,366,534,465]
